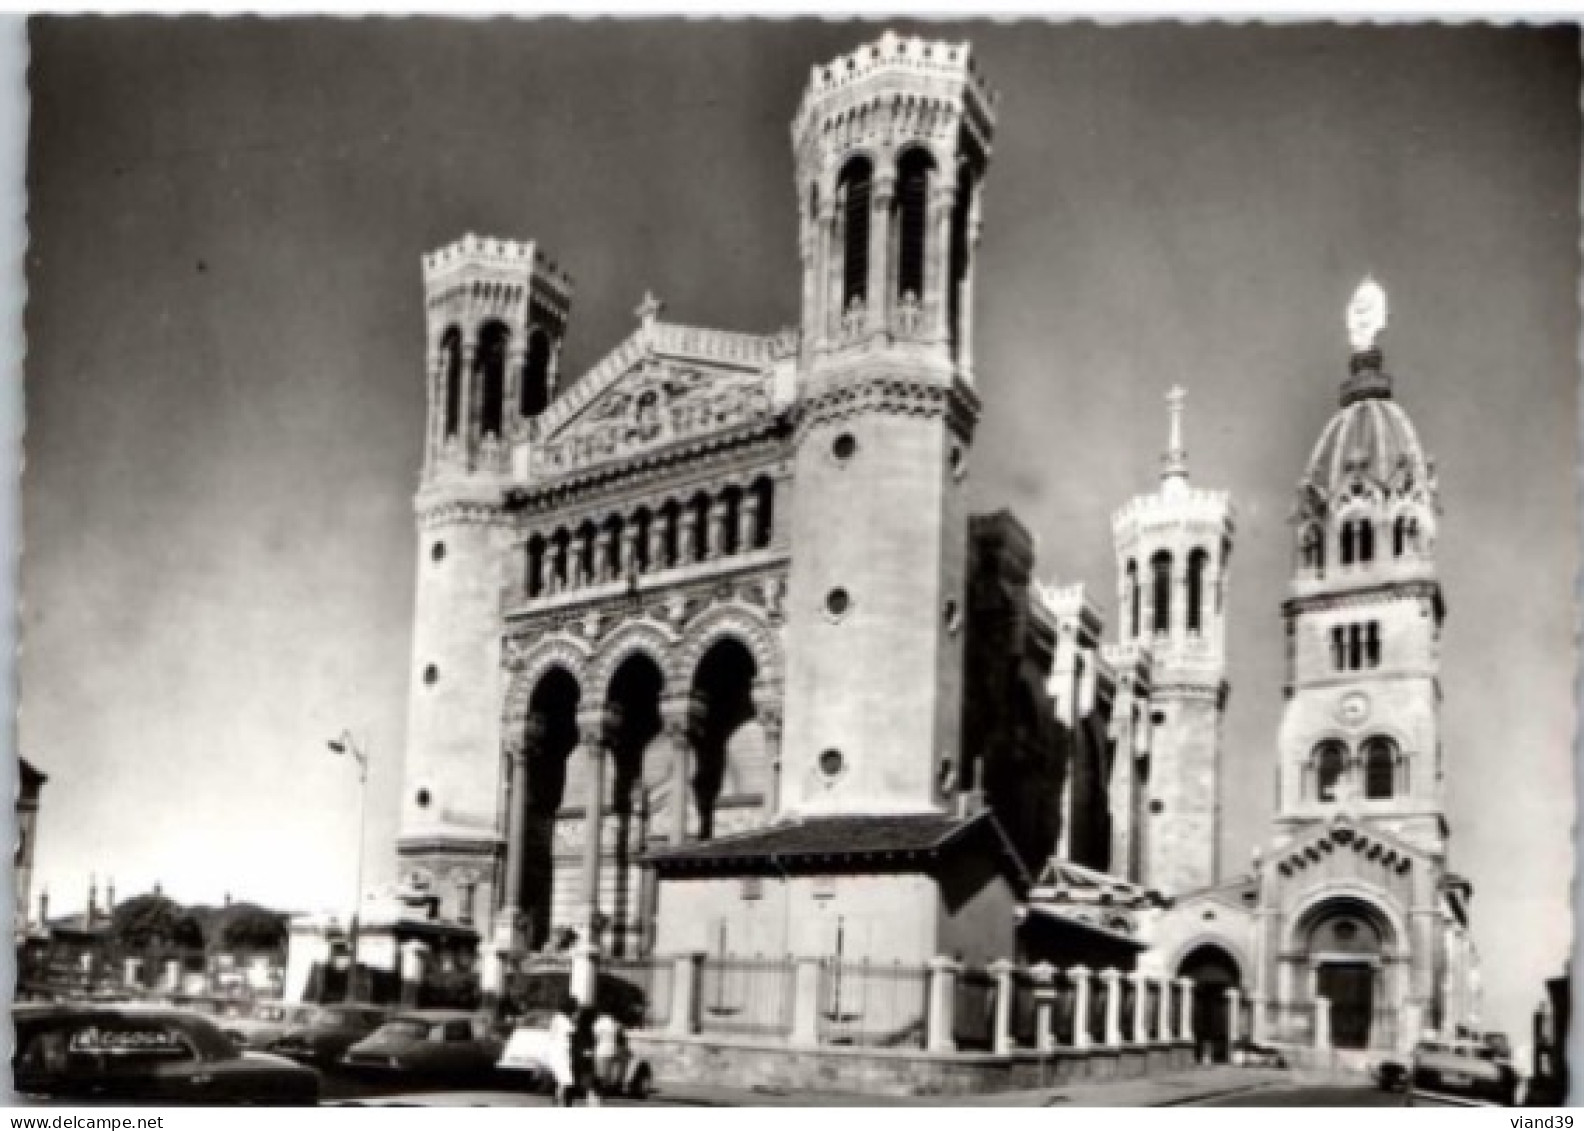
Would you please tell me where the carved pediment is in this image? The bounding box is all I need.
[533,356,775,478]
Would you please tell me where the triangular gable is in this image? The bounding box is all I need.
[529,321,780,479]
[1171,873,1260,913]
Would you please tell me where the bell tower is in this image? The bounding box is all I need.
[1275,278,1446,858]
[397,235,572,923]
[779,34,996,816]
[1111,388,1233,895]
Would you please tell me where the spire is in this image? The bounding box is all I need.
[1341,276,1393,406]
[1160,385,1189,486]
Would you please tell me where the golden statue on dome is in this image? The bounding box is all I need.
[1346,275,1388,353]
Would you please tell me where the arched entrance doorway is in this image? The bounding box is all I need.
[1300,900,1389,1050]
[605,654,664,956]
[520,667,581,951]
[690,639,766,840]
[1178,944,1242,1063]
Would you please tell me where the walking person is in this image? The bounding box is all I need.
[572,1001,600,1106]
[594,1007,627,1100]
[548,996,579,1107]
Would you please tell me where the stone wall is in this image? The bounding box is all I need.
[632,1032,1196,1097]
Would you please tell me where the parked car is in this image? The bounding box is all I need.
[1372,1055,1410,1092]
[220,1001,322,1051]
[268,1004,391,1069]
[496,1008,654,1098]
[1408,1037,1519,1107]
[341,1010,504,1083]
[12,1004,320,1105]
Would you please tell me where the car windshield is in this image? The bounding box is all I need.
[160,1014,238,1060]
[373,1019,430,1041]
[319,1008,374,1028]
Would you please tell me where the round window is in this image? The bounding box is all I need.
[431,541,446,564]
[826,588,851,618]
[832,433,857,461]
[819,749,845,777]
[423,664,439,686]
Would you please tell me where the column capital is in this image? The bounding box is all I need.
[1028,962,1056,986]
[1176,976,1194,992]
[1068,964,1092,979]
[659,691,705,739]
[1098,966,1123,983]
[927,955,963,974]
[576,703,622,747]
[988,958,1017,977]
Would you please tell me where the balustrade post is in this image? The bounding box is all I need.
[1155,974,1173,1045]
[1101,968,1124,1049]
[1176,977,1194,1043]
[926,956,961,1053]
[990,959,1016,1055]
[1030,962,1057,1053]
[790,957,823,1047]
[1128,969,1149,1045]
[669,951,704,1037]
[1069,965,1093,1050]
[1225,987,1242,1050]
[1315,995,1332,1051]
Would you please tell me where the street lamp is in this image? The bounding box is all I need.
[328,730,369,1004]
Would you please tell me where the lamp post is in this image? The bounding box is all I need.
[328,731,369,1004]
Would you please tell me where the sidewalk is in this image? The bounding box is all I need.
[654,1065,1290,1107]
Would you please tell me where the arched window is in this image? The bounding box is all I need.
[1301,525,1324,572]
[837,157,873,311]
[751,477,775,549]
[1150,551,1172,636]
[1366,622,1381,668]
[477,321,509,439]
[526,535,547,600]
[1340,522,1355,566]
[1315,741,1347,802]
[1348,624,1363,671]
[440,327,462,438]
[1126,560,1140,640]
[895,149,934,304]
[1331,626,1346,670]
[1363,737,1396,799]
[948,167,974,359]
[521,329,551,418]
[1358,519,1375,563]
[1187,548,1209,634]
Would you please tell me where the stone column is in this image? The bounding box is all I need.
[1315,996,1331,1051]
[648,513,669,573]
[1070,965,1093,1050]
[707,495,731,560]
[504,342,526,427]
[1225,987,1242,1048]
[576,705,617,944]
[499,720,541,934]
[757,695,783,823]
[867,172,895,333]
[1101,968,1124,1049]
[568,537,587,591]
[669,951,704,1037]
[738,491,761,553]
[660,693,701,845]
[1030,963,1058,1053]
[594,526,615,584]
[926,184,955,340]
[790,956,823,1047]
[990,959,1017,1055]
[1156,975,1173,1045]
[620,522,640,579]
[1128,970,1149,1044]
[679,506,700,564]
[926,956,961,1053]
[1177,977,1194,1043]
[459,341,477,448]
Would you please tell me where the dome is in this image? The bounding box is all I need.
[1299,356,1433,506]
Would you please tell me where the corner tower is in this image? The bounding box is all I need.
[1275,278,1446,858]
[780,34,996,815]
[397,236,573,923]
[1112,388,1233,895]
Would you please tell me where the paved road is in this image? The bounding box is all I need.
[1199,1083,1407,1107]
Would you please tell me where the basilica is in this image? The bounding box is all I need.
[387,32,1480,1066]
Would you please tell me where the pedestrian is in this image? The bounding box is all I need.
[594,1007,627,1098]
[548,996,579,1107]
[572,1001,600,1106]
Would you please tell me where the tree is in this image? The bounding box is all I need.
[219,907,287,952]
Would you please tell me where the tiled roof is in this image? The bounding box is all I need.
[645,810,1030,889]
[1021,904,1149,950]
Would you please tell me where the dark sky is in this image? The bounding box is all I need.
[20,19,1579,1036]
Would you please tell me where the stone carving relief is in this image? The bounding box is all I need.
[534,360,774,478]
